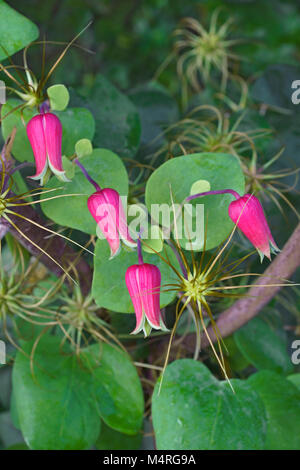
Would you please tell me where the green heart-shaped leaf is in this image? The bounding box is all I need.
[83,74,141,159]
[248,370,300,450]
[0,1,39,61]
[234,316,294,375]
[152,359,266,450]
[47,84,70,111]
[13,335,144,449]
[145,152,245,251]
[92,240,178,313]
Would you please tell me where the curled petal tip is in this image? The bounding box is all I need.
[121,236,137,249]
[258,248,270,263]
[270,241,280,254]
[108,244,121,260]
[49,167,71,183]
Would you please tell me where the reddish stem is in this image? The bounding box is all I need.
[187,189,240,202]
[137,236,143,265]
[74,158,101,192]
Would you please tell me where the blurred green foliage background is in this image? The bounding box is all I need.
[9,0,300,92]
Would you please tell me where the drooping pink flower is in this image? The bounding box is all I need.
[228,193,279,261]
[88,188,136,259]
[125,262,167,337]
[27,112,68,185]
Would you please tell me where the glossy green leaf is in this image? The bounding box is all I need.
[223,336,250,372]
[5,443,29,450]
[56,107,95,156]
[1,99,35,163]
[12,335,144,449]
[1,99,95,162]
[62,155,75,179]
[287,373,300,391]
[47,84,70,111]
[127,203,163,253]
[75,138,93,157]
[12,335,101,450]
[96,421,142,450]
[81,343,144,435]
[145,153,245,251]
[234,316,294,375]
[84,74,141,159]
[92,240,178,313]
[248,370,300,450]
[152,359,266,450]
[142,225,164,254]
[190,179,211,196]
[10,389,20,430]
[0,0,39,61]
[41,149,129,234]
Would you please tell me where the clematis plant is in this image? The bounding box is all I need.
[1,6,300,452]
[27,111,69,185]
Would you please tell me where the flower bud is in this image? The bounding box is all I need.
[228,193,279,261]
[27,112,68,185]
[88,188,136,259]
[125,263,167,337]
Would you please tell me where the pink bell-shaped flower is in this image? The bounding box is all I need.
[88,188,136,259]
[27,112,68,185]
[228,193,279,261]
[125,237,167,337]
[126,263,167,337]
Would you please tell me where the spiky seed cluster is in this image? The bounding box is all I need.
[0,276,20,318]
[0,252,59,349]
[174,11,240,90]
[243,148,300,219]
[0,196,6,216]
[60,286,99,329]
[150,106,270,167]
[57,285,120,353]
[182,271,212,303]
